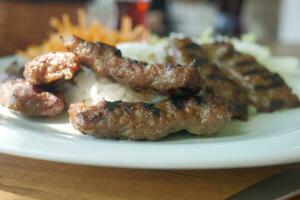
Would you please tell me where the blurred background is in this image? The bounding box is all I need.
[1,0,300,56]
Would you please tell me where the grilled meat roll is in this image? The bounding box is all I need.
[167,38,248,120]
[201,42,300,112]
[0,79,64,117]
[24,52,80,85]
[68,94,231,141]
[64,35,203,96]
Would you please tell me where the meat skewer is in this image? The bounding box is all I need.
[167,38,248,120]
[64,35,203,96]
[202,42,300,112]
[0,79,65,117]
[23,52,80,85]
[68,94,232,141]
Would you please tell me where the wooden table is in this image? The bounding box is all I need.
[0,153,298,200]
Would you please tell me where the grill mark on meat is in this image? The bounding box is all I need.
[128,59,147,67]
[192,58,210,66]
[184,42,201,51]
[207,73,236,84]
[254,73,285,90]
[143,103,161,117]
[68,94,232,140]
[81,111,101,123]
[105,101,121,112]
[205,87,214,93]
[64,36,203,96]
[217,44,237,58]
[171,98,186,109]
[241,68,266,76]
[229,101,246,116]
[171,95,206,109]
[113,49,122,57]
[178,86,197,95]
[194,95,205,105]
[270,99,284,110]
[254,82,283,90]
[269,73,284,83]
[234,59,255,66]
[105,101,161,117]
[123,104,133,114]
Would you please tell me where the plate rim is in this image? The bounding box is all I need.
[0,119,300,169]
[1,55,300,169]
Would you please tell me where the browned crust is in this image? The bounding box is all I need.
[23,52,80,85]
[0,79,65,117]
[202,42,300,112]
[64,36,203,96]
[166,38,249,120]
[68,94,232,141]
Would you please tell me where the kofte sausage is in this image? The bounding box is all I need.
[202,42,300,112]
[167,38,249,120]
[23,52,80,85]
[0,79,64,117]
[68,94,231,140]
[64,36,203,96]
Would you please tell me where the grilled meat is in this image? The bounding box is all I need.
[167,38,248,120]
[0,79,64,117]
[23,52,80,85]
[202,42,300,112]
[68,94,231,140]
[64,36,203,96]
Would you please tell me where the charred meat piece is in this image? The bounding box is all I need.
[202,42,300,112]
[167,38,248,120]
[64,36,203,96]
[0,79,64,117]
[23,52,80,85]
[0,61,24,83]
[68,94,231,141]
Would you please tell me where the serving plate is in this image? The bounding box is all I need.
[1,55,300,169]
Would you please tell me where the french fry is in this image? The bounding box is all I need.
[78,9,86,29]
[62,14,72,33]
[120,15,132,37]
[49,18,63,33]
[130,25,146,40]
[19,10,150,58]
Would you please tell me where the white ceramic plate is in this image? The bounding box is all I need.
[1,55,300,169]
